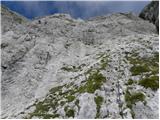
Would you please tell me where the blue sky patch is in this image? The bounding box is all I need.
[1,1,150,20]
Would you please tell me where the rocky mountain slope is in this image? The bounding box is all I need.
[1,3,159,119]
[1,5,28,33]
[139,1,159,32]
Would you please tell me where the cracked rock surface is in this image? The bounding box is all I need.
[1,4,159,119]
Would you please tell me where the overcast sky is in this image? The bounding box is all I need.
[1,1,150,19]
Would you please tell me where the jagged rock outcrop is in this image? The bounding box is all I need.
[139,1,159,32]
[1,5,159,119]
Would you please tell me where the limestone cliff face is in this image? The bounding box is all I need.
[1,5,159,119]
[139,1,159,32]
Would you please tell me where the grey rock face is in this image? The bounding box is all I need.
[1,5,159,119]
[139,1,159,32]
[77,93,97,118]
[1,5,28,33]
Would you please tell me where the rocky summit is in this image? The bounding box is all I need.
[1,2,159,119]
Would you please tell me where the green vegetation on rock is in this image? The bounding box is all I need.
[125,91,145,107]
[27,85,64,118]
[139,76,159,91]
[126,79,134,85]
[78,70,106,93]
[64,106,75,118]
[130,65,150,75]
[127,52,159,76]
[27,52,108,118]
[28,69,106,118]
[94,96,103,118]
[49,86,63,93]
[66,95,75,102]
[125,90,145,118]
[126,52,159,92]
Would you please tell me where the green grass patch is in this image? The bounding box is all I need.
[28,69,104,118]
[66,95,75,102]
[49,86,63,94]
[127,52,159,76]
[64,106,75,118]
[60,101,66,106]
[29,70,106,118]
[130,65,150,76]
[66,109,75,118]
[94,96,103,118]
[125,90,145,107]
[78,70,106,93]
[126,79,134,85]
[34,101,50,114]
[139,76,159,91]
[126,52,158,118]
[27,85,66,118]
[125,90,145,118]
